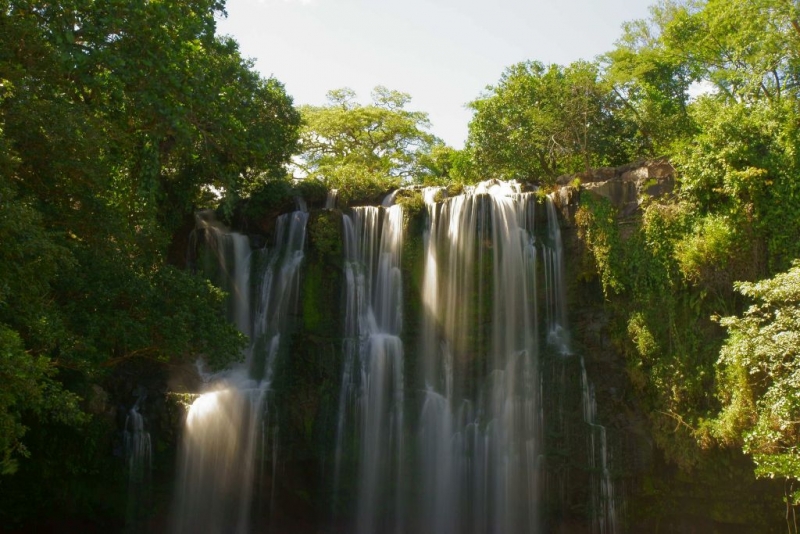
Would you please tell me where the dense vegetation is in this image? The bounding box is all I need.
[2,0,800,529]
[0,0,298,524]
[570,0,800,502]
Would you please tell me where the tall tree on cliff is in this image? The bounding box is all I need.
[296,87,439,201]
[465,60,637,183]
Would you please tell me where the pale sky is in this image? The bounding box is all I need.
[216,0,654,148]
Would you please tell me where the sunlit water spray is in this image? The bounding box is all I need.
[171,209,308,534]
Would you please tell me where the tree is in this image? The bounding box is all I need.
[713,262,800,485]
[0,0,295,481]
[667,0,800,103]
[417,143,478,185]
[466,60,636,183]
[602,1,697,155]
[296,86,437,196]
[675,97,800,272]
[604,0,800,156]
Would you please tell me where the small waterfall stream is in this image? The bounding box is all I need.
[124,396,152,533]
[580,356,619,534]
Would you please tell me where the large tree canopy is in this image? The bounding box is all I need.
[0,0,299,476]
[466,60,638,183]
[296,87,439,197]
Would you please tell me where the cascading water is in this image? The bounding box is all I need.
[325,189,339,210]
[173,184,620,533]
[124,396,152,533]
[333,196,406,534]
[415,181,541,533]
[332,183,619,532]
[171,209,308,534]
[544,194,620,533]
[544,194,570,352]
[580,357,618,534]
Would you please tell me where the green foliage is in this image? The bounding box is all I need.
[0,0,293,486]
[574,194,626,297]
[0,326,82,475]
[320,162,401,206]
[628,312,659,362]
[568,1,800,486]
[302,210,342,339]
[666,0,800,104]
[0,177,83,474]
[714,263,800,481]
[602,1,697,155]
[307,210,343,265]
[576,194,726,468]
[394,188,425,220]
[294,177,329,208]
[417,143,478,185]
[467,60,638,183]
[297,87,437,197]
[243,176,296,221]
[674,213,737,286]
[676,98,800,272]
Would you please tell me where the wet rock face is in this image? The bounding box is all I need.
[555,159,675,222]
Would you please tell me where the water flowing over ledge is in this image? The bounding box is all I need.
[171,182,621,533]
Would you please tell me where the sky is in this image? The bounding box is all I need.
[216,0,655,149]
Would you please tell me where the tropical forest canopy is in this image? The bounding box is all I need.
[2,0,800,524]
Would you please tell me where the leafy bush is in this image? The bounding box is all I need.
[323,163,401,207]
[243,176,296,220]
[0,326,83,475]
[674,214,736,285]
[714,262,800,482]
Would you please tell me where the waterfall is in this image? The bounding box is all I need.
[174,185,621,533]
[415,181,541,533]
[124,397,152,533]
[544,194,569,352]
[580,357,619,534]
[325,189,339,210]
[171,209,308,534]
[541,194,620,533]
[333,195,406,534]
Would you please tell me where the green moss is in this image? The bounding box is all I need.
[302,262,323,333]
[308,210,343,268]
[394,188,425,219]
[400,202,426,393]
[446,182,464,197]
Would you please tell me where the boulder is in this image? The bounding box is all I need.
[554,159,675,224]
